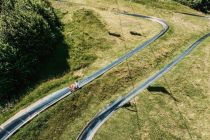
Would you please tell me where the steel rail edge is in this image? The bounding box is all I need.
[77,33,210,140]
[0,13,168,140]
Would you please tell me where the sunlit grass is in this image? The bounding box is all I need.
[2,0,210,139]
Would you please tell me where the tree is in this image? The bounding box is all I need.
[0,0,61,99]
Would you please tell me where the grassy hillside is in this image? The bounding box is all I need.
[0,0,209,139]
[94,38,210,140]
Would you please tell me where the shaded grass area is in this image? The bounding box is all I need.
[4,0,210,139]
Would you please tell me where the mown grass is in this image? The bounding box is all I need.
[93,1,210,139]
[95,37,210,140]
[3,0,210,139]
[65,9,110,71]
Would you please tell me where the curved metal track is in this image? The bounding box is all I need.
[0,12,168,140]
[77,31,210,140]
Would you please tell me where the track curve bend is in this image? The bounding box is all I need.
[0,12,168,140]
[77,32,210,140]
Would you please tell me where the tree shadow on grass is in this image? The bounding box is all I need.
[122,102,137,112]
[38,38,70,81]
[147,86,178,102]
[122,86,179,112]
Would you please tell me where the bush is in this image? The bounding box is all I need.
[0,0,61,99]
